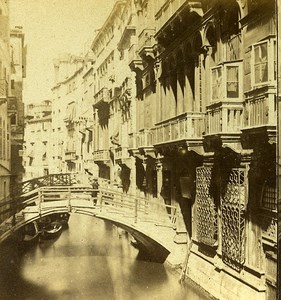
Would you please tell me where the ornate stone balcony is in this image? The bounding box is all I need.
[204,102,243,151]
[136,129,153,148]
[136,130,154,157]
[128,130,154,158]
[118,25,136,51]
[65,150,76,161]
[205,103,244,135]
[128,43,143,72]
[138,28,156,61]
[93,149,110,162]
[93,87,110,108]
[241,85,277,144]
[115,146,130,162]
[152,112,204,145]
[155,1,202,46]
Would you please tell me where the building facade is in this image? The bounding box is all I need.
[46,1,277,299]
[51,54,85,175]
[23,100,52,179]
[0,0,11,221]
[129,0,277,299]
[9,26,26,184]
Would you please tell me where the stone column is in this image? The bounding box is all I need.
[130,156,137,196]
[142,157,147,196]
[155,157,163,202]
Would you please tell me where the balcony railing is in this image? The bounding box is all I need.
[205,103,243,135]
[138,28,155,57]
[93,87,109,108]
[118,24,136,50]
[65,150,76,161]
[245,96,277,128]
[128,44,143,71]
[155,0,201,33]
[152,112,205,144]
[93,150,109,161]
[136,130,153,148]
[115,146,129,161]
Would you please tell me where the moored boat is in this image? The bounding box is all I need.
[37,216,52,231]
[40,221,63,240]
[52,213,70,228]
[19,221,41,250]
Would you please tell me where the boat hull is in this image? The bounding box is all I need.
[40,221,63,240]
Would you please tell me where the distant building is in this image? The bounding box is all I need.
[9,26,26,183]
[51,54,85,174]
[91,0,135,188]
[23,100,52,179]
[0,0,11,221]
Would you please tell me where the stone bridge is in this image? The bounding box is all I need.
[0,173,185,265]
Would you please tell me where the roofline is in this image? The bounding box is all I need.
[91,0,126,51]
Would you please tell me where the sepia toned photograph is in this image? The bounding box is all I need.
[0,0,280,299]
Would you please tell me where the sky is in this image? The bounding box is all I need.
[10,0,115,103]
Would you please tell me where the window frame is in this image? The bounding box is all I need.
[210,61,242,102]
[251,38,276,87]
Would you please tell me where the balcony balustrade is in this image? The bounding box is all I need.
[115,146,130,161]
[245,96,276,129]
[93,87,110,108]
[93,150,109,162]
[136,129,153,148]
[128,44,143,72]
[152,112,205,145]
[205,103,243,136]
[65,150,76,161]
[155,0,201,34]
[138,28,155,59]
[118,24,136,51]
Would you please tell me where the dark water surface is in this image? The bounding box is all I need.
[0,214,211,300]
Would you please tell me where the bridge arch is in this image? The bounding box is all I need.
[1,174,179,264]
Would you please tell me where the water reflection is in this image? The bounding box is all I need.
[0,214,211,300]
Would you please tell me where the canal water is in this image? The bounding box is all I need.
[0,214,211,300]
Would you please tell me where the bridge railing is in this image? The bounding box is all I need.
[18,185,177,228]
[97,187,177,228]
[15,173,77,196]
[1,174,177,238]
[0,173,80,225]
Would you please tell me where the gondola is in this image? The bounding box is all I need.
[37,216,52,231]
[52,213,70,228]
[19,221,41,249]
[40,221,63,240]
